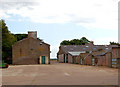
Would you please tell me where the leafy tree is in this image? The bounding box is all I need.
[14,34,28,41]
[60,37,90,45]
[80,37,90,45]
[1,19,17,64]
[60,40,71,45]
[0,20,2,62]
[110,42,120,45]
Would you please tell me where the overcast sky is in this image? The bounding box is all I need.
[0,0,119,58]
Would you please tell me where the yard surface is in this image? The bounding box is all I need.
[1,60,118,85]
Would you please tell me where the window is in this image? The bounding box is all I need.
[112,58,117,62]
[40,42,42,45]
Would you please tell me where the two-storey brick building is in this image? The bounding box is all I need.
[12,31,50,65]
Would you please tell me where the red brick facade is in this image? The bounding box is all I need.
[57,45,120,68]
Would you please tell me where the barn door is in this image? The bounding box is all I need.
[66,54,68,63]
[64,54,65,63]
[72,57,74,64]
[42,56,45,64]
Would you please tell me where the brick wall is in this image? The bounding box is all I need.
[80,53,92,65]
[58,54,64,63]
[12,37,50,65]
[68,54,72,63]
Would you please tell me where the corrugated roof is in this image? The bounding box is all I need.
[68,51,86,56]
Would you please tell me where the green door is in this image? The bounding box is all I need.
[42,56,45,64]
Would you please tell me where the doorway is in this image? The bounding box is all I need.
[72,57,74,64]
[66,54,68,63]
[42,56,45,64]
[64,54,65,63]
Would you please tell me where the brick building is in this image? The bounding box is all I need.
[57,42,119,68]
[111,46,120,68]
[57,42,111,64]
[12,31,50,65]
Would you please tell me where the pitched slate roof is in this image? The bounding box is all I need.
[59,44,118,55]
[13,37,50,47]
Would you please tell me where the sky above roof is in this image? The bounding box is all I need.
[0,0,119,58]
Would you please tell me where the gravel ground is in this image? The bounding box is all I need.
[1,60,118,85]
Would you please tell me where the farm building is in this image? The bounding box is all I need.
[68,51,86,64]
[57,41,119,68]
[111,46,120,68]
[80,52,93,65]
[91,50,112,67]
[12,31,50,65]
[57,42,93,63]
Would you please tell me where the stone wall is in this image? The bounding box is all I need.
[58,54,64,63]
[12,37,50,65]
[68,54,72,63]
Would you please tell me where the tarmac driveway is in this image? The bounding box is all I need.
[1,61,118,85]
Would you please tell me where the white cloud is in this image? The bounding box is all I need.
[0,10,10,18]
[0,0,119,30]
[93,37,118,45]
[0,0,119,58]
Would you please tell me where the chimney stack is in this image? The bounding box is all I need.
[90,41,94,45]
[28,31,37,39]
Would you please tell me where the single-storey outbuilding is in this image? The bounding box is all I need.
[57,41,119,68]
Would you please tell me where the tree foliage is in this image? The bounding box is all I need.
[110,42,120,45]
[14,34,28,41]
[1,19,17,64]
[60,37,90,45]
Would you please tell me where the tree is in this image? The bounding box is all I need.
[60,40,71,45]
[1,19,17,64]
[60,37,90,45]
[80,37,90,45]
[14,34,28,41]
[110,42,120,45]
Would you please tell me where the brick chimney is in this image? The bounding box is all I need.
[28,31,37,39]
[90,41,94,45]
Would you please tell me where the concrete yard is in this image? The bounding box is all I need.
[1,61,118,85]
